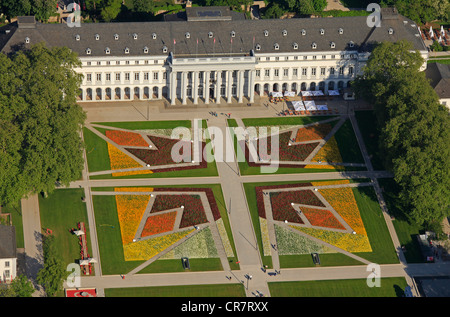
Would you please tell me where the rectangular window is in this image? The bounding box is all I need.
[311,68,316,76]
[265,69,270,77]
[86,74,92,82]
[134,72,140,81]
[274,69,279,77]
[153,72,159,80]
[5,261,9,268]
[144,72,149,81]
[339,67,344,75]
[293,68,298,76]
[302,68,307,76]
[283,68,288,77]
[330,67,335,75]
[320,68,326,76]
[256,70,260,77]
[116,73,121,81]
[125,73,130,81]
[163,72,167,80]
[96,73,101,81]
[106,73,111,81]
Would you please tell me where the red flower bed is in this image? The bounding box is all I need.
[150,194,208,228]
[254,183,312,219]
[269,190,325,223]
[152,187,221,221]
[105,130,149,147]
[141,211,177,237]
[300,206,346,230]
[125,136,207,172]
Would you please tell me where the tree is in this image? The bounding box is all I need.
[100,0,122,21]
[37,235,68,296]
[30,0,57,22]
[262,2,285,19]
[353,41,450,228]
[0,42,86,206]
[0,0,32,22]
[0,274,36,297]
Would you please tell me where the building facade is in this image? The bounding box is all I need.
[0,7,428,106]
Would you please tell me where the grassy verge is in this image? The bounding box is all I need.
[1,203,24,248]
[354,110,384,170]
[268,277,408,297]
[105,283,246,297]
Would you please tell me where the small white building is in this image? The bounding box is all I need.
[0,224,17,284]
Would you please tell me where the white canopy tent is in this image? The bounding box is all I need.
[270,92,283,98]
[284,91,296,97]
[328,90,340,96]
[292,100,305,111]
[73,230,85,236]
[312,90,324,96]
[316,105,328,110]
[303,100,317,110]
[301,91,313,97]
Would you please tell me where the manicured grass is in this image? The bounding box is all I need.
[352,186,399,264]
[378,178,425,263]
[83,127,111,173]
[428,59,450,65]
[354,111,384,170]
[241,116,336,127]
[268,277,408,297]
[1,203,24,248]
[38,189,91,267]
[334,119,365,164]
[93,120,192,130]
[93,184,239,275]
[105,283,246,297]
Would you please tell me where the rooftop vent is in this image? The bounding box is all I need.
[86,48,91,55]
[208,31,213,38]
[312,42,317,49]
[255,43,261,51]
[293,42,298,50]
[133,33,138,40]
[185,32,190,39]
[162,46,168,53]
[274,43,279,50]
[95,34,100,40]
[231,31,236,37]
[25,37,30,43]
[320,29,325,35]
[143,46,149,53]
[330,42,335,48]
[338,28,344,34]
[75,34,80,41]
[105,47,110,54]
[124,47,130,54]
[388,27,394,35]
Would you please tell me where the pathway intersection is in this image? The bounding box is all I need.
[22,98,449,298]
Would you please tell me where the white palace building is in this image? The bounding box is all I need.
[0,6,428,106]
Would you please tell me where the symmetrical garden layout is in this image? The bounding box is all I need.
[79,117,397,277]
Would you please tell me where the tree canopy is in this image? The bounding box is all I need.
[0,43,86,206]
[353,40,450,228]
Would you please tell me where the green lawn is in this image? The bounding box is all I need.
[93,184,239,275]
[105,283,246,297]
[354,110,384,170]
[83,120,219,178]
[1,203,24,248]
[38,189,91,267]
[268,277,408,297]
[243,180,398,268]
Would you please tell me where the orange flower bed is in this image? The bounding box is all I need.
[115,194,151,245]
[107,143,153,177]
[300,206,346,230]
[141,211,177,237]
[295,124,333,142]
[105,130,149,147]
[318,187,367,236]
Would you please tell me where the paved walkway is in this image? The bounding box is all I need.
[21,97,449,297]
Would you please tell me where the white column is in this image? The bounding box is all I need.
[238,70,244,103]
[205,71,210,104]
[227,70,232,103]
[193,71,199,105]
[216,71,221,104]
[182,71,187,105]
[170,71,176,105]
[249,70,256,103]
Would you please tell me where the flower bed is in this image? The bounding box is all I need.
[269,190,325,223]
[300,206,346,230]
[150,194,208,228]
[115,194,151,245]
[105,130,149,147]
[141,211,177,237]
[295,123,333,142]
[274,225,334,255]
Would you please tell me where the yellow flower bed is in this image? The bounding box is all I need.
[319,187,367,236]
[114,187,154,192]
[290,226,372,253]
[311,180,350,186]
[259,217,271,256]
[123,229,194,261]
[115,194,150,245]
[304,136,343,170]
[107,143,153,177]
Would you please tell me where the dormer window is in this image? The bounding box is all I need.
[86,48,91,55]
[255,44,261,51]
[274,43,279,50]
[105,47,110,54]
[185,32,190,39]
[25,37,30,44]
[124,47,130,54]
[338,28,344,34]
[264,30,269,37]
[312,42,317,49]
[208,32,213,38]
[95,34,100,40]
[301,29,306,36]
[388,28,394,35]
[231,31,236,37]
[114,34,119,40]
[152,33,157,39]
[320,29,325,35]
[133,33,138,40]
[349,41,354,48]
[293,42,298,50]
[143,46,149,53]
[162,46,168,53]
[75,34,80,41]
[330,42,336,48]
[282,29,287,36]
